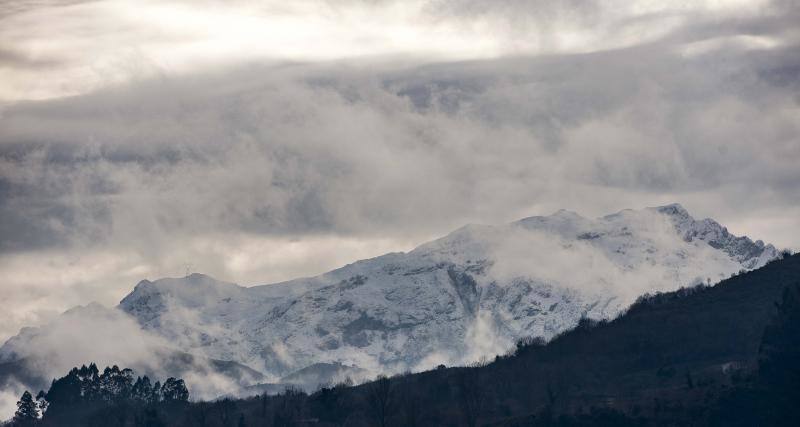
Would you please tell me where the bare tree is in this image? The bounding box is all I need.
[315,383,351,427]
[192,401,209,427]
[543,368,569,422]
[457,368,486,427]
[260,393,268,421]
[400,387,422,427]
[365,375,393,427]
[219,398,235,427]
[273,387,305,427]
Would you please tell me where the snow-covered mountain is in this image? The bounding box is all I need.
[1,204,779,387]
[0,205,778,394]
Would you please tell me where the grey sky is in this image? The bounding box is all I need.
[0,0,798,342]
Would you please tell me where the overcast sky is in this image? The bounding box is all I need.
[0,0,798,342]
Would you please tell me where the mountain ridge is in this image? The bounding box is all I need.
[26,254,800,426]
[114,203,779,376]
[0,203,781,396]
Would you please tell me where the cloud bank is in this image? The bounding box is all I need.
[0,0,798,351]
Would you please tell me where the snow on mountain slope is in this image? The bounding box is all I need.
[112,204,778,378]
[0,302,265,400]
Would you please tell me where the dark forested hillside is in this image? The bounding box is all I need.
[6,364,189,427]
[8,253,799,427]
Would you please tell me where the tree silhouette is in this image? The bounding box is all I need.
[161,378,189,402]
[134,408,164,427]
[191,401,210,427]
[399,385,422,427]
[758,283,800,426]
[218,398,235,427]
[314,384,349,426]
[13,391,39,425]
[365,375,392,427]
[273,387,305,427]
[456,368,485,427]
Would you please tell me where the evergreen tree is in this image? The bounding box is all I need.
[132,376,154,402]
[161,378,189,402]
[13,390,39,425]
[46,369,81,407]
[78,364,101,400]
[34,391,48,416]
[151,380,162,403]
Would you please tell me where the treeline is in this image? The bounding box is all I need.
[6,253,800,426]
[6,364,188,427]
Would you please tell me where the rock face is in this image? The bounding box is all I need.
[113,204,778,378]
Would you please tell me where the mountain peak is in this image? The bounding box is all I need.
[517,208,585,222]
[513,209,588,232]
[553,208,582,217]
[653,202,690,218]
[183,272,217,282]
[63,301,108,315]
[120,273,242,318]
[642,204,778,269]
[132,273,237,292]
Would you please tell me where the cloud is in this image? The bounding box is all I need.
[0,0,788,101]
[2,40,798,244]
[0,300,262,419]
[0,0,798,379]
[1,304,170,378]
[463,311,513,364]
[0,378,27,422]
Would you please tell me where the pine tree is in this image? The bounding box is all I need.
[13,390,39,425]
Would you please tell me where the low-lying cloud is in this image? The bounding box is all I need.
[0,0,798,382]
[0,301,256,419]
